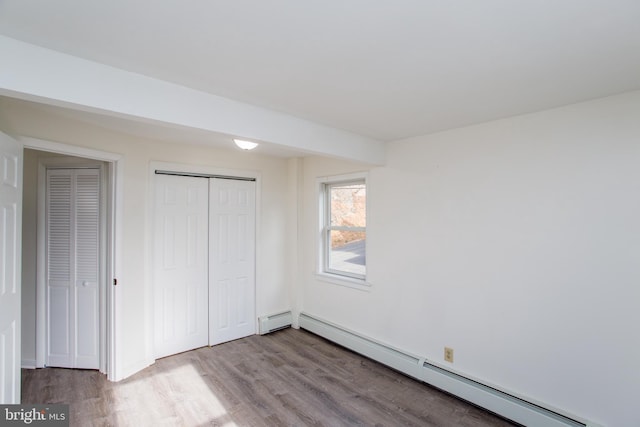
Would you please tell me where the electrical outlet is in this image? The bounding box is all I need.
[444,347,454,363]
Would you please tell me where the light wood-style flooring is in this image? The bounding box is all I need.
[22,328,518,426]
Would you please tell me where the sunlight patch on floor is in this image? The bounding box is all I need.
[112,362,235,425]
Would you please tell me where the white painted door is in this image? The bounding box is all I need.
[0,131,22,404]
[154,175,209,359]
[209,179,256,345]
[46,168,100,369]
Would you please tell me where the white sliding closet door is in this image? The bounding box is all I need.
[0,131,22,403]
[209,179,256,345]
[153,175,209,359]
[153,173,256,358]
[46,168,100,369]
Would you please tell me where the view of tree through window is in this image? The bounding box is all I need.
[326,181,366,278]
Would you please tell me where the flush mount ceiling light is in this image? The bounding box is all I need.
[233,138,258,150]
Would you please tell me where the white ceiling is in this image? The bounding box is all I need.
[1,0,639,142]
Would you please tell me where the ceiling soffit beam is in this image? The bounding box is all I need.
[0,36,385,165]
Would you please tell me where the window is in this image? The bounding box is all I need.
[320,176,366,282]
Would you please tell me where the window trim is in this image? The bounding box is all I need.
[317,172,368,286]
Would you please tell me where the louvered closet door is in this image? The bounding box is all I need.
[46,168,100,369]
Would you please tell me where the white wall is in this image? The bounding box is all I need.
[2,101,292,379]
[300,91,640,427]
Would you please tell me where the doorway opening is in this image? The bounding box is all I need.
[21,139,122,381]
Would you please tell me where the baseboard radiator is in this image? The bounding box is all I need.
[299,312,598,427]
[258,311,293,335]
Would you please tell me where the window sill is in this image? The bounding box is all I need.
[315,272,372,291]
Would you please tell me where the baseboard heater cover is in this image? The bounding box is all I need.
[421,361,587,427]
[259,311,293,335]
[299,312,599,427]
[298,312,423,379]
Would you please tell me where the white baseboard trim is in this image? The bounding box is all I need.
[117,359,154,382]
[21,359,37,369]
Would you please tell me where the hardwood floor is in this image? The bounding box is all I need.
[22,328,517,426]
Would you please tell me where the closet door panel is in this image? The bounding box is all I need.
[46,168,100,369]
[153,174,209,359]
[209,179,256,345]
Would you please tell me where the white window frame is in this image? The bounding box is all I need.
[317,172,369,288]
